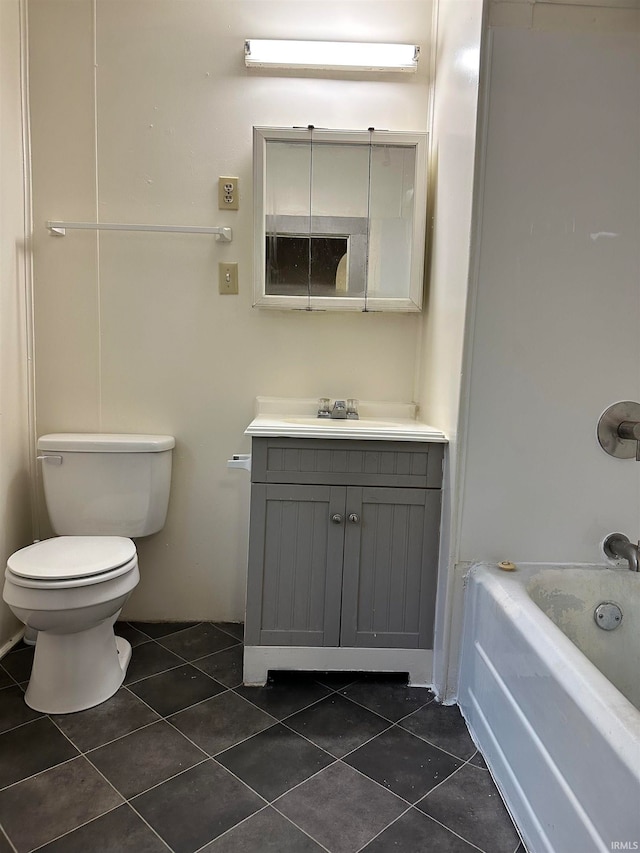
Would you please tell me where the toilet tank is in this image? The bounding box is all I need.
[37,434,175,537]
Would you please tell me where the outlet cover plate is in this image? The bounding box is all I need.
[218,176,239,210]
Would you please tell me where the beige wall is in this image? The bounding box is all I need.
[0,0,32,648]
[28,0,435,620]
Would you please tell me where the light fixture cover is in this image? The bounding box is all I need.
[244,39,419,73]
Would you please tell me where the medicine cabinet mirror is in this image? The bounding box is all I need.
[253,127,428,311]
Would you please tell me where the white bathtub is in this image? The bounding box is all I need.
[458,562,640,853]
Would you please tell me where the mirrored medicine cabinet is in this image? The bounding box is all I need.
[253,127,428,312]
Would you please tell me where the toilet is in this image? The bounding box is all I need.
[3,433,175,714]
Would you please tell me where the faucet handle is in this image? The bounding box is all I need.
[597,401,640,460]
[346,399,359,420]
[318,398,331,419]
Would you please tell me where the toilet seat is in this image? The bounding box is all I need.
[6,536,137,589]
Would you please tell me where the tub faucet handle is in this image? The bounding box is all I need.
[597,402,640,461]
[616,420,640,460]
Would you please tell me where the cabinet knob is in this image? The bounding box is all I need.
[348,513,360,524]
[331,513,344,524]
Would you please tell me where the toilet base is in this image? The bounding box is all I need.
[25,621,132,714]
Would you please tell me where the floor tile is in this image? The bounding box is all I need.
[157,623,239,660]
[129,621,201,639]
[51,687,160,751]
[115,622,152,648]
[193,645,244,688]
[123,641,183,685]
[0,647,34,683]
[361,807,479,852]
[0,756,123,853]
[0,717,78,788]
[217,723,334,801]
[417,763,521,853]
[275,761,406,853]
[0,685,42,734]
[399,701,477,759]
[132,760,263,853]
[128,664,225,716]
[339,676,434,722]
[345,726,462,803]
[200,806,324,852]
[88,719,206,798]
[212,622,244,641]
[285,694,391,758]
[0,830,12,853]
[0,668,13,690]
[234,672,331,720]
[169,691,276,756]
[35,803,169,853]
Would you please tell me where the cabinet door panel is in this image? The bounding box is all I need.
[341,487,440,649]
[246,484,345,646]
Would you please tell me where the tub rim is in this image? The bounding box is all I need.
[467,561,640,772]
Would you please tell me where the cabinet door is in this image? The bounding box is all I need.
[340,487,441,649]
[245,484,346,646]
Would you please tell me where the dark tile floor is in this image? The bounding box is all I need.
[0,623,524,853]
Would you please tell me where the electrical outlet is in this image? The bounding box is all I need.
[219,262,238,294]
[218,176,239,211]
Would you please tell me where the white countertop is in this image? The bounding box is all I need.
[245,397,447,443]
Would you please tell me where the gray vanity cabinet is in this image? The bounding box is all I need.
[245,438,443,651]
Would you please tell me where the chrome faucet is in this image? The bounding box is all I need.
[331,400,348,419]
[603,533,640,572]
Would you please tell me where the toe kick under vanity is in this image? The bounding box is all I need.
[241,398,447,686]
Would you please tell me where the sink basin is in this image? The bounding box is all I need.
[245,401,447,443]
[283,417,401,429]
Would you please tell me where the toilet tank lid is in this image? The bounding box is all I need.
[37,434,175,453]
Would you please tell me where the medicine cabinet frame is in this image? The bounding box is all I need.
[253,126,428,312]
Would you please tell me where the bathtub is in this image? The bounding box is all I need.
[458,562,640,853]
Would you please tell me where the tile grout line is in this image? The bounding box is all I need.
[267,802,336,853]
[0,823,19,853]
[393,721,481,764]
[416,810,488,853]
[332,686,436,727]
[124,637,241,687]
[168,703,278,760]
[352,802,414,853]
[188,803,273,853]
[0,710,46,741]
[125,677,231,714]
[0,754,79,795]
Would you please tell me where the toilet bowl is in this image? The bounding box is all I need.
[4,536,140,713]
[2,433,175,714]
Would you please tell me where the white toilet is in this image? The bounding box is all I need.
[3,433,175,714]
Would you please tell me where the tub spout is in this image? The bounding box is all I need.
[603,533,640,571]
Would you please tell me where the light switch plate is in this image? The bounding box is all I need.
[219,262,238,294]
[218,177,239,210]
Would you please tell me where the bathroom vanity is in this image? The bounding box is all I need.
[242,398,446,685]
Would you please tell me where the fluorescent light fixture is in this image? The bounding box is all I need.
[244,39,420,73]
